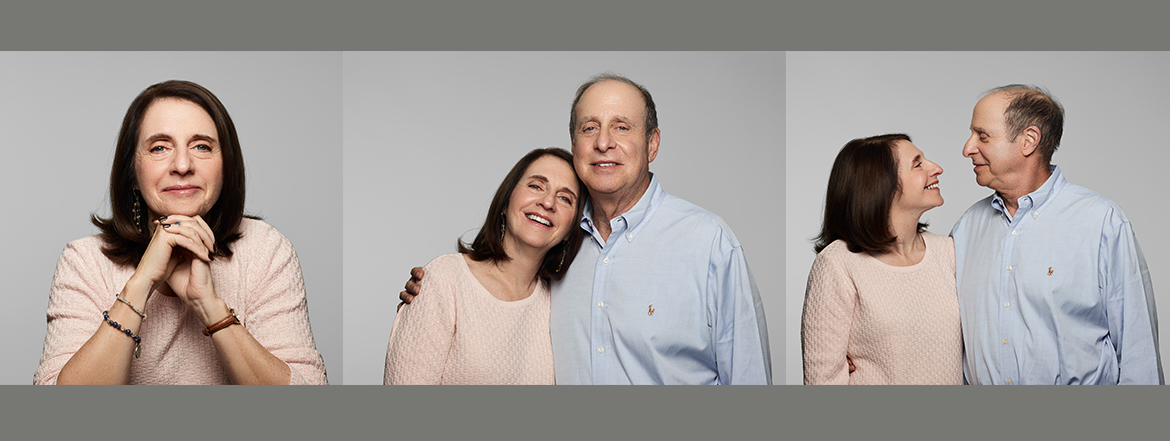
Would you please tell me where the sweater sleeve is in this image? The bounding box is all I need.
[244,225,328,385]
[34,240,111,385]
[384,256,458,385]
[801,246,857,385]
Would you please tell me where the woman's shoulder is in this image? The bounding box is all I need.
[921,231,955,252]
[238,217,283,240]
[58,235,114,266]
[234,218,295,251]
[921,230,956,269]
[815,239,859,261]
[64,235,106,253]
[809,239,864,274]
[422,253,470,278]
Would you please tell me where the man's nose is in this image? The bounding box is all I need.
[962,136,978,157]
[595,129,615,151]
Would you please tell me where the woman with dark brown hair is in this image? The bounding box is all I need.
[34,80,327,385]
[384,148,586,384]
[801,134,962,385]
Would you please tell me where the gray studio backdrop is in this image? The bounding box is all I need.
[344,52,785,384]
[0,52,343,384]
[785,52,1170,384]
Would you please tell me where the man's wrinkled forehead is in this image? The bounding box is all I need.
[576,80,645,120]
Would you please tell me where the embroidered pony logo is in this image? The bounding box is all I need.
[648,304,655,316]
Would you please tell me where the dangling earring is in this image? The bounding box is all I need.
[499,213,506,241]
[132,190,143,233]
[555,242,568,273]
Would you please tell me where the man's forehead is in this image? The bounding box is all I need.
[973,93,1008,123]
[578,80,644,115]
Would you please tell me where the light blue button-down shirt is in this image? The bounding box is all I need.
[549,174,771,384]
[951,165,1162,384]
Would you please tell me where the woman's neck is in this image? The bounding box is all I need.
[465,239,545,302]
[875,209,927,266]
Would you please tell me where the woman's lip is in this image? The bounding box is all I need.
[163,185,200,194]
[524,212,554,228]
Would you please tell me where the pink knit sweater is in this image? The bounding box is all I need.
[384,253,554,384]
[801,232,962,385]
[34,218,328,385]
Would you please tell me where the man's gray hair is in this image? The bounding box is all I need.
[985,84,1065,165]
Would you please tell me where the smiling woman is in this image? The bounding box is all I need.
[384,147,588,384]
[800,133,962,385]
[34,80,327,385]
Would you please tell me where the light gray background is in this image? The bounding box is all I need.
[785,52,1170,384]
[344,52,784,384]
[0,52,343,384]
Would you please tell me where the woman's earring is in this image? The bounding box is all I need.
[499,214,506,240]
[555,242,568,273]
[133,190,142,233]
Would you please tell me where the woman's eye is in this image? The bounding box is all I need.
[149,145,166,153]
[194,144,212,151]
[529,184,543,191]
[559,195,572,204]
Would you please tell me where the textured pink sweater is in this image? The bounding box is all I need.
[801,232,962,385]
[384,253,554,385]
[34,219,328,385]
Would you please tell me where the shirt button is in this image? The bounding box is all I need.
[1003,339,1009,345]
[603,257,609,264]
[1004,302,1010,308]
[1032,211,1038,217]
[1011,230,1017,236]
[1006,379,1013,385]
[1006,265,1013,271]
[598,302,604,308]
[627,233,633,240]
[598,347,605,354]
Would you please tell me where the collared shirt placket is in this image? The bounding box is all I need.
[994,195,1035,385]
[588,216,629,384]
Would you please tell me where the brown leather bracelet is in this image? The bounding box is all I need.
[202,308,242,336]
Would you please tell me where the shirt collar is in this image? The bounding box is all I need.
[580,173,663,240]
[990,164,1066,219]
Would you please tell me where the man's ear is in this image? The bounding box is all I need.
[1020,125,1042,157]
[647,128,660,163]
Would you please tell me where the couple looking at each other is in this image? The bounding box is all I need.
[802,85,1162,385]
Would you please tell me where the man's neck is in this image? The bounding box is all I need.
[589,179,652,242]
[997,164,1052,217]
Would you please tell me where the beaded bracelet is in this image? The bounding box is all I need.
[103,310,142,359]
[115,294,146,321]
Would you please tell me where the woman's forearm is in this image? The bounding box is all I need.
[56,277,153,385]
[199,298,293,385]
